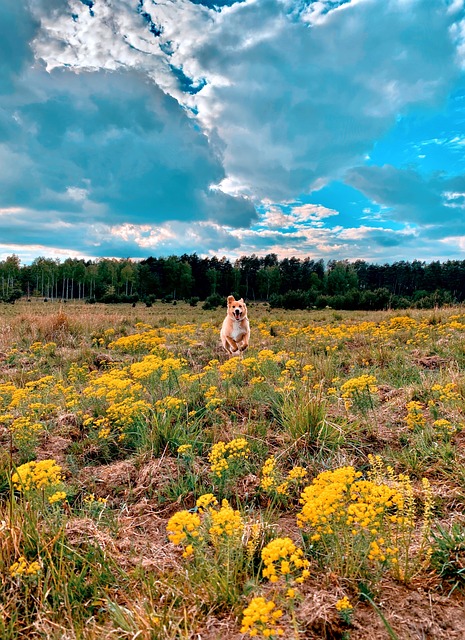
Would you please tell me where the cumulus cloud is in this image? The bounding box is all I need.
[2,0,465,262]
[31,0,464,201]
[190,0,462,199]
[0,203,242,259]
[260,201,339,229]
[1,62,256,225]
[0,0,256,251]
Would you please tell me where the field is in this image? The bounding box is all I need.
[1,300,465,639]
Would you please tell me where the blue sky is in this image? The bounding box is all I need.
[2,0,465,264]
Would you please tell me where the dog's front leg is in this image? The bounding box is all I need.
[238,337,249,352]
[225,336,239,353]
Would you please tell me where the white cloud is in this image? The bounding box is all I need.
[439,234,465,250]
[29,0,464,204]
[260,202,339,229]
[261,207,294,229]
[291,203,339,222]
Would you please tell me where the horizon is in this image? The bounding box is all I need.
[5,251,465,269]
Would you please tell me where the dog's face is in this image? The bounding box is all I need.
[227,295,247,321]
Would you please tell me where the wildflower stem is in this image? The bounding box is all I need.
[361,593,399,640]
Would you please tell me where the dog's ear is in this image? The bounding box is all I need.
[238,298,245,303]
[227,295,235,305]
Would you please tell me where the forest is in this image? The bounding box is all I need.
[1,253,464,310]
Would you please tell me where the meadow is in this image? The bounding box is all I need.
[1,300,465,639]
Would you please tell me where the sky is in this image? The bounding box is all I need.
[2,0,465,265]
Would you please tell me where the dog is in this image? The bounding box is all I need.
[220,295,250,356]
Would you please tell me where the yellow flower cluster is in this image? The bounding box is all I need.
[208,438,250,478]
[91,328,115,348]
[83,415,111,437]
[9,416,44,444]
[25,375,56,391]
[12,459,63,492]
[284,358,299,372]
[154,396,186,412]
[168,494,247,558]
[260,456,278,491]
[9,556,42,578]
[430,382,461,404]
[217,357,243,380]
[367,537,399,563]
[109,330,164,353]
[335,596,352,612]
[405,401,426,431]
[177,443,193,456]
[106,398,151,427]
[0,382,17,409]
[8,388,28,409]
[260,457,308,497]
[204,385,225,410]
[288,466,307,481]
[340,375,378,398]
[241,597,284,638]
[166,510,201,547]
[388,316,417,330]
[98,426,111,439]
[339,374,378,411]
[30,341,57,355]
[257,349,283,362]
[433,418,460,437]
[84,368,141,403]
[48,490,67,504]
[28,402,57,419]
[297,466,404,540]
[67,362,89,384]
[208,499,243,541]
[261,537,310,585]
[196,493,218,511]
[202,359,219,373]
[130,355,186,381]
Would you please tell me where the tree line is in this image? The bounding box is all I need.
[1,253,464,310]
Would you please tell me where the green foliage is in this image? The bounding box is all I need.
[431,522,465,590]
[3,251,465,308]
[202,293,224,310]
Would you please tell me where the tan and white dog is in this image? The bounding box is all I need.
[220,295,250,356]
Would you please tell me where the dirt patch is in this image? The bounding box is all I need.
[66,517,116,553]
[36,434,73,467]
[115,499,181,572]
[78,460,137,503]
[414,355,449,370]
[285,575,465,640]
[350,581,465,640]
[133,457,179,499]
[195,615,243,640]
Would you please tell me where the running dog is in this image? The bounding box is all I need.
[220,295,250,355]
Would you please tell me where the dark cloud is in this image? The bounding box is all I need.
[0,0,38,93]
[345,165,444,222]
[189,0,245,8]
[345,163,465,237]
[0,0,257,242]
[0,61,257,229]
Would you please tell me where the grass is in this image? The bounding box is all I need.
[1,300,465,638]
